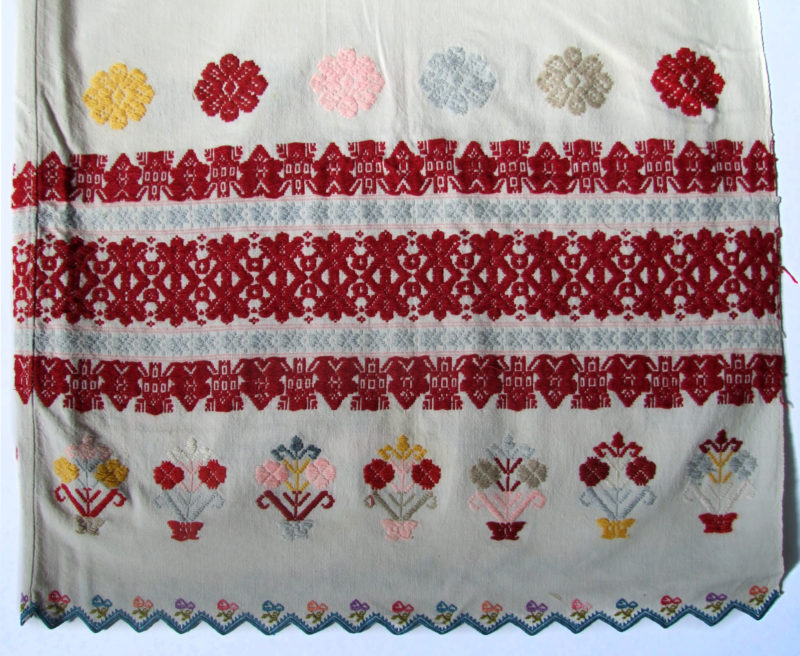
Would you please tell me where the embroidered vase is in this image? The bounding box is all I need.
[167,520,204,541]
[596,518,636,539]
[486,521,526,541]
[698,513,737,533]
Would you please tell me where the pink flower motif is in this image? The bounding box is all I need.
[66,434,111,463]
[305,458,336,490]
[194,54,268,122]
[255,460,289,488]
[571,598,592,612]
[310,48,384,118]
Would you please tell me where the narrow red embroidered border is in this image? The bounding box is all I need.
[14,353,782,414]
[12,227,779,326]
[11,139,776,208]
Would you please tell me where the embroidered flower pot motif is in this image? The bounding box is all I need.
[194,54,268,122]
[53,434,127,535]
[348,599,370,624]
[46,590,71,617]
[525,600,548,624]
[261,600,285,624]
[537,47,613,115]
[363,434,440,541]
[131,596,154,620]
[419,46,496,114]
[468,434,547,541]
[83,63,154,130]
[391,601,414,625]
[748,585,769,607]
[435,601,457,625]
[310,49,384,117]
[659,595,682,617]
[255,435,335,540]
[152,437,226,541]
[684,429,756,533]
[578,432,657,538]
[651,47,725,117]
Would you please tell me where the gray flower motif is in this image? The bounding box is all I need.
[729,450,757,480]
[470,459,501,489]
[420,46,496,114]
[537,47,613,115]
[516,459,548,488]
[687,452,713,484]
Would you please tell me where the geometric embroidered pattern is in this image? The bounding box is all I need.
[12,227,780,326]
[14,352,783,414]
[10,138,776,209]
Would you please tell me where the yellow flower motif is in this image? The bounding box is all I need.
[95,459,128,488]
[53,457,79,484]
[83,63,154,130]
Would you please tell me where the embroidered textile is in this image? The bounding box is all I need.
[13,0,784,635]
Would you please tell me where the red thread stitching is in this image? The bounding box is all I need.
[10,139,776,208]
[12,227,780,326]
[13,353,783,414]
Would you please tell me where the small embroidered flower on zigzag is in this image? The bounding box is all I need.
[419,46,496,115]
[174,598,196,622]
[53,434,128,536]
[131,596,154,621]
[569,598,592,622]
[391,601,414,626]
[468,434,547,541]
[704,592,728,615]
[748,585,769,607]
[306,600,328,625]
[525,600,548,624]
[363,434,441,541]
[435,601,457,625]
[578,432,657,539]
[480,601,503,625]
[152,438,226,541]
[659,595,682,617]
[20,593,30,615]
[255,435,335,540]
[216,599,239,624]
[613,598,638,621]
[261,600,285,624]
[46,590,71,617]
[684,429,756,534]
[537,47,613,115]
[349,599,370,624]
[89,595,112,620]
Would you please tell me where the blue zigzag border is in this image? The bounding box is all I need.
[20,591,780,635]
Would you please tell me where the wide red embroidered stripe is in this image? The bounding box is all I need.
[14,353,782,414]
[11,138,776,208]
[12,227,780,326]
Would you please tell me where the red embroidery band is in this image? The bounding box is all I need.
[11,138,776,208]
[14,353,781,414]
[13,227,779,326]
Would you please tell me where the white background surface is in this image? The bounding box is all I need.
[1,2,798,654]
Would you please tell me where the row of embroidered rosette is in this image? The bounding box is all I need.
[11,138,776,208]
[56,431,755,543]
[24,586,776,634]
[80,45,723,132]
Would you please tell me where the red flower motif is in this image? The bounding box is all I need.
[626,456,656,486]
[194,54,267,122]
[198,459,227,489]
[153,461,185,490]
[651,47,725,117]
[363,458,395,489]
[579,457,610,487]
[411,458,441,490]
